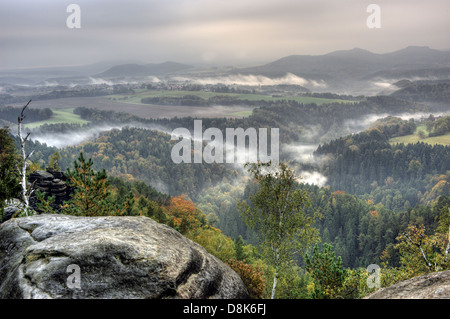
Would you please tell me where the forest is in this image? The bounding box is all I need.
[314,124,449,207]
[0,106,53,124]
[0,92,449,299]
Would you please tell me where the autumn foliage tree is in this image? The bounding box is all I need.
[395,196,449,277]
[227,259,266,299]
[164,195,206,235]
[395,222,449,276]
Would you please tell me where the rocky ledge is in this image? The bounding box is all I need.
[0,214,249,299]
[365,270,450,299]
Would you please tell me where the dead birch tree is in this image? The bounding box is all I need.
[445,207,450,263]
[16,100,34,215]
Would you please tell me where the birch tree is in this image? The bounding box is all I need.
[238,161,320,299]
[396,220,450,274]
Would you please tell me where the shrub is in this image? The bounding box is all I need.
[227,259,266,299]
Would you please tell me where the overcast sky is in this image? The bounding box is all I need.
[1,0,449,70]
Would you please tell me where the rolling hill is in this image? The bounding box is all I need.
[232,46,450,93]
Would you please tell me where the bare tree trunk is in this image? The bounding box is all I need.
[446,208,450,262]
[271,273,277,299]
[405,231,436,271]
[17,100,34,216]
[418,245,434,270]
[270,204,285,299]
[271,247,279,299]
[271,265,278,299]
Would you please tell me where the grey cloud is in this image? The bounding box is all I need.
[0,0,449,69]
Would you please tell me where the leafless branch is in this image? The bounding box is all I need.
[17,100,34,215]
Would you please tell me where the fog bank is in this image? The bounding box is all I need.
[175,73,327,88]
[31,123,171,148]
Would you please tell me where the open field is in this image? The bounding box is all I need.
[24,108,90,129]
[389,124,450,146]
[230,110,253,117]
[23,89,354,122]
[390,133,450,146]
[26,97,255,119]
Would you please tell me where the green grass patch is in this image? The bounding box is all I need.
[414,124,427,134]
[390,123,450,146]
[24,108,90,129]
[230,110,253,117]
[390,130,450,146]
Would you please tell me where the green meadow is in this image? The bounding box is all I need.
[230,110,254,117]
[389,124,450,146]
[24,108,90,129]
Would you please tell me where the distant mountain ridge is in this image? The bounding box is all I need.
[233,46,450,89]
[95,61,193,77]
[3,46,449,96]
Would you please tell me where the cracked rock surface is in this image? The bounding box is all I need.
[365,270,450,299]
[0,214,248,299]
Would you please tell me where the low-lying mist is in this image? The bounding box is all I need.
[174,73,327,89]
[369,75,449,95]
[279,110,449,188]
[281,143,328,187]
[298,171,328,187]
[29,108,448,190]
[31,122,172,148]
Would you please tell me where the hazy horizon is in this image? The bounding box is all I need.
[1,0,449,70]
[2,45,450,73]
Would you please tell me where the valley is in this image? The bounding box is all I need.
[1,46,449,300]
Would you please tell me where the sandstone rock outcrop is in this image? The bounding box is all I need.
[28,170,72,203]
[365,270,450,299]
[0,214,249,299]
[2,170,73,223]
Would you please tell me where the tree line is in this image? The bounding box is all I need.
[0,106,53,124]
